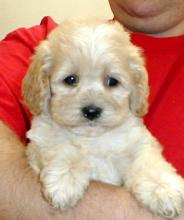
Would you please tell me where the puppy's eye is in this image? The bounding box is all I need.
[63,74,79,86]
[105,77,119,87]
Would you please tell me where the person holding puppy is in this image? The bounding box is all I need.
[0,0,184,219]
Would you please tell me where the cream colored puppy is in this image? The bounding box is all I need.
[22,18,184,219]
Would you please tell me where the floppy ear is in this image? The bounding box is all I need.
[129,48,149,117]
[22,41,52,115]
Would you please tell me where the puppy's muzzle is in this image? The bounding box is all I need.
[82,105,102,121]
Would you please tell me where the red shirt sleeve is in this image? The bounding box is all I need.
[0,16,57,140]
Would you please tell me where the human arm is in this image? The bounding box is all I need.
[0,121,171,220]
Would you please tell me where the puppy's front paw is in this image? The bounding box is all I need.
[40,158,90,210]
[130,174,184,219]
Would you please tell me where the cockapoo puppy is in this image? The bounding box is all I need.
[22,18,184,219]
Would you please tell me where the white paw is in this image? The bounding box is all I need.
[131,174,184,219]
[40,159,90,210]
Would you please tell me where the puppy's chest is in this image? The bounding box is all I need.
[71,135,133,185]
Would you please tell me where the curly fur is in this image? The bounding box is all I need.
[22,18,184,219]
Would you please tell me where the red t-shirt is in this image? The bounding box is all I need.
[0,17,184,176]
[131,33,184,177]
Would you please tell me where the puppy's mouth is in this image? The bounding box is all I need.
[89,121,97,126]
[86,120,100,128]
[70,119,114,137]
[70,124,108,137]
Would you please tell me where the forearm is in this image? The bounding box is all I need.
[74,182,184,220]
[66,181,165,220]
[1,122,182,220]
[0,121,62,220]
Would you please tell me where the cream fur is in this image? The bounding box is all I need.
[23,18,184,219]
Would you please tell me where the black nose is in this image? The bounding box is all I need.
[82,105,102,121]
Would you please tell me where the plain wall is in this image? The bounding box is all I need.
[0,0,113,39]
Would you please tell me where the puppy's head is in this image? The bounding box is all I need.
[22,18,149,136]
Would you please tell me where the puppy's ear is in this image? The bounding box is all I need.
[22,41,52,115]
[129,49,149,117]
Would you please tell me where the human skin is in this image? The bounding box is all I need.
[108,0,184,37]
[1,1,184,219]
[0,121,165,220]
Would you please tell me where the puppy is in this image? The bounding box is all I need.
[22,18,184,219]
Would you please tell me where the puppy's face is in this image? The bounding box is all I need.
[23,18,149,136]
[50,49,131,135]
